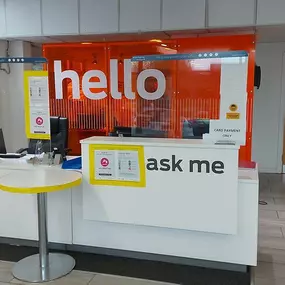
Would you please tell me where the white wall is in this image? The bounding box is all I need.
[252,42,285,173]
[0,40,30,152]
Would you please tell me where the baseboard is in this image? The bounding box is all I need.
[0,237,251,285]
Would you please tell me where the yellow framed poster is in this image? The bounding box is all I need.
[23,71,50,140]
[89,144,146,187]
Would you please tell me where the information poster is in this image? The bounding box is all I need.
[24,71,50,140]
[89,144,145,187]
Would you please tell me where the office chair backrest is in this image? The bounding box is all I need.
[28,116,68,154]
[0,129,7,154]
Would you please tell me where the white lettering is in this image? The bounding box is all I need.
[82,70,107,100]
[124,59,135,99]
[110,59,122,99]
[54,60,80,99]
[137,69,166,100]
[54,59,166,101]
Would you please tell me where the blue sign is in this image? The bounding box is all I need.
[0,57,47,64]
[131,51,248,62]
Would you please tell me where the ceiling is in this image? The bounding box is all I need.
[3,25,285,45]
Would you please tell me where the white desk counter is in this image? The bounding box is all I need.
[0,137,258,267]
[76,137,259,266]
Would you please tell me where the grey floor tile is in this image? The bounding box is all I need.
[89,274,176,285]
[259,225,283,238]
[259,210,278,220]
[11,270,95,285]
[255,277,285,285]
[274,198,285,206]
[255,261,285,279]
[0,261,13,283]
[258,236,285,250]
[258,247,285,264]
[277,211,285,219]
[259,200,285,211]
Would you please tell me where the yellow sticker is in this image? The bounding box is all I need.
[229,104,238,112]
[226,112,240,120]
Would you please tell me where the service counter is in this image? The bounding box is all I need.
[0,137,259,268]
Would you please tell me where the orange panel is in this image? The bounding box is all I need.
[43,35,255,161]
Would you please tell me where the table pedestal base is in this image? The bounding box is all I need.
[12,253,75,283]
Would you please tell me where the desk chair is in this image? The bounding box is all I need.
[17,117,69,154]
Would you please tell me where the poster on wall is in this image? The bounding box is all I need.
[89,144,145,187]
[24,71,50,140]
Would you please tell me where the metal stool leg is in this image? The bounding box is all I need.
[12,193,75,283]
[38,193,49,270]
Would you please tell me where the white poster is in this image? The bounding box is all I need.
[29,108,51,136]
[95,150,116,179]
[25,72,51,139]
[29,77,49,107]
[94,150,140,182]
[204,120,246,145]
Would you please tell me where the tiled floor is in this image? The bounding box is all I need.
[0,261,177,285]
[1,173,285,285]
[256,173,285,285]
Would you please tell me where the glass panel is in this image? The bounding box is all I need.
[108,41,177,138]
[43,35,255,162]
[44,44,108,154]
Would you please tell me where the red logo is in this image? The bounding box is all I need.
[100,158,109,167]
[36,117,44,125]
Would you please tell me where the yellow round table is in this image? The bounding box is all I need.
[0,168,82,283]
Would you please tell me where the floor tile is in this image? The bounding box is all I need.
[259,225,283,238]
[258,236,285,250]
[259,210,278,220]
[0,261,13,283]
[258,247,285,264]
[11,270,95,285]
[277,211,285,219]
[255,277,285,285]
[259,197,275,205]
[259,198,285,211]
[90,274,176,285]
[255,261,285,279]
[274,198,285,206]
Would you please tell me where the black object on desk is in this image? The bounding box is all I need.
[17,116,69,155]
[0,129,26,159]
[110,126,167,138]
[0,153,26,159]
[0,129,6,154]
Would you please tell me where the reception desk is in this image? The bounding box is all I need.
[78,137,259,266]
[0,137,259,268]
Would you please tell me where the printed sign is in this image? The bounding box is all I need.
[89,145,145,187]
[204,119,246,145]
[24,71,50,140]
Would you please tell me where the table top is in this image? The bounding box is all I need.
[0,168,82,194]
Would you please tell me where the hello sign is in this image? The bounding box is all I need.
[54,59,166,100]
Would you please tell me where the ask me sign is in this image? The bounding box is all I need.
[142,145,239,235]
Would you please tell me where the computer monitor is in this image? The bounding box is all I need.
[0,129,7,154]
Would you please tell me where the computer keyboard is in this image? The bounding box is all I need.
[0,153,26,159]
